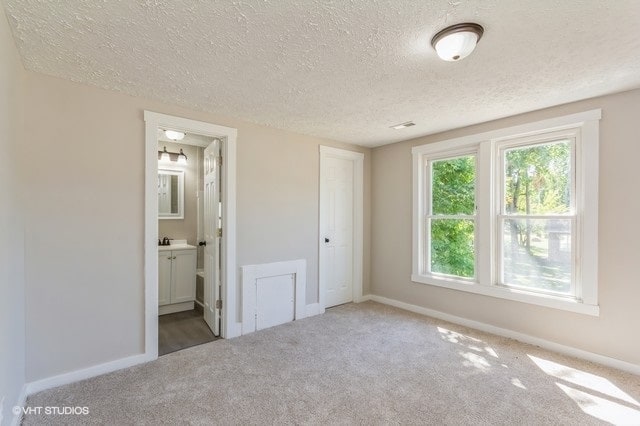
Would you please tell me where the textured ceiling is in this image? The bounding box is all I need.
[4,1,640,147]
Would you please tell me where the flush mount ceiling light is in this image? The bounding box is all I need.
[390,121,416,130]
[164,130,185,141]
[431,23,484,62]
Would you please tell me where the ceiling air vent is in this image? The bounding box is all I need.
[390,121,415,130]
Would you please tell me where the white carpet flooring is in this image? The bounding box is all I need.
[23,301,640,425]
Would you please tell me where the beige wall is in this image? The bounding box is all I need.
[22,72,371,381]
[13,58,640,386]
[158,141,201,248]
[371,89,640,365]
[0,5,26,420]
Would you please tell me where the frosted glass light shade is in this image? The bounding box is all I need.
[431,23,484,62]
[177,149,187,165]
[165,130,185,141]
[160,147,170,162]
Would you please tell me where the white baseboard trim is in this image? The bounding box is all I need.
[305,303,325,317]
[229,321,243,339]
[25,353,154,396]
[159,301,194,315]
[19,300,324,401]
[9,384,28,426]
[369,294,640,376]
[356,294,372,303]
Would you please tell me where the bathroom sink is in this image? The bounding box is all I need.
[158,244,196,251]
[158,239,196,251]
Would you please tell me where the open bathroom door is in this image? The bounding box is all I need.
[203,139,221,336]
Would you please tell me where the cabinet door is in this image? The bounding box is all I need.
[158,252,172,306]
[171,249,196,303]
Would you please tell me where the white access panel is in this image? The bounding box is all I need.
[241,259,306,335]
[256,274,295,331]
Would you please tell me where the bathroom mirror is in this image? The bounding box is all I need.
[158,169,184,219]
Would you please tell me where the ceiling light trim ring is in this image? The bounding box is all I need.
[431,22,484,48]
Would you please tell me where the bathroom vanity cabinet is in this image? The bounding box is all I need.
[158,244,196,315]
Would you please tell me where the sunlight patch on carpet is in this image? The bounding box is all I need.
[529,354,640,424]
[528,355,639,406]
[556,382,640,424]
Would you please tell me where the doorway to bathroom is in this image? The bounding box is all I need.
[144,111,238,359]
[157,133,221,355]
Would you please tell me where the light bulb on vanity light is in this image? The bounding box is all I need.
[160,146,170,162]
[177,149,187,165]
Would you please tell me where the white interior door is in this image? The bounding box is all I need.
[320,155,354,308]
[203,139,221,335]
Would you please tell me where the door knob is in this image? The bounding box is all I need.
[324,237,330,243]
[199,241,207,246]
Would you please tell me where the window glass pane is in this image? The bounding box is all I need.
[504,141,571,215]
[430,219,475,278]
[502,218,572,293]
[432,155,475,215]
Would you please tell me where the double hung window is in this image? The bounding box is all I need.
[412,110,600,315]
[498,136,574,296]
[427,154,476,279]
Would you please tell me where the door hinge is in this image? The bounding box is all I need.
[217,228,222,237]
[217,156,222,167]
[215,299,222,309]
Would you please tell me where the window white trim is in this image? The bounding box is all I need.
[412,109,600,316]
[411,109,601,156]
[409,273,599,315]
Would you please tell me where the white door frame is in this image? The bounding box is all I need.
[144,111,240,360]
[318,146,364,310]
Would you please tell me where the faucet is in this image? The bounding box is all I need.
[162,237,171,246]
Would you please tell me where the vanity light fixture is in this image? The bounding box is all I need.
[165,130,186,141]
[158,146,188,164]
[431,23,484,61]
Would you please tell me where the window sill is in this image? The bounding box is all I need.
[411,274,599,316]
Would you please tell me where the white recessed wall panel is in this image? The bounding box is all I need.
[242,259,306,334]
[256,274,295,331]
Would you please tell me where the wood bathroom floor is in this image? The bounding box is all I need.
[158,305,219,356]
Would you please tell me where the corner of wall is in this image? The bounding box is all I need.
[0,3,27,425]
